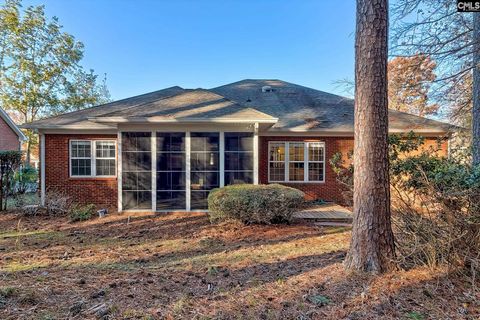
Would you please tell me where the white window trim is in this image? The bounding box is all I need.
[69,139,117,178]
[267,141,325,184]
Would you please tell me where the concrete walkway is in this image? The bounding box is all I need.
[294,203,352,223]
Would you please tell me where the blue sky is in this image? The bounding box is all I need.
[22,0,356,101]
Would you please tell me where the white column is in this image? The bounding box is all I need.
[253,123,259,184]
[185,131,191,211]
[304,142,309,182]
[40,133,46,206]
[151,131,157,212]
[285,142,290,182]
[117,131,122,212]
[219,131,225,187]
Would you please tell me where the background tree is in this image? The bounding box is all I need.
[0,0,111,163]
[344,0,396,273]
[391,0,480,164]
[388,54,438,117]
[473,13,480,166]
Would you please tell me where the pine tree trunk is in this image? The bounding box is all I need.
[473,12,480,167]
[344,0,396,273]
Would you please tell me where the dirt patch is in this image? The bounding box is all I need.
[0,211,478,319]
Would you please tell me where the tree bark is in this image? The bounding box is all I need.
[344,0,396,273]
[473,12,480,167]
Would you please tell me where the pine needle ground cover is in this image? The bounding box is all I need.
[0,212,478,319]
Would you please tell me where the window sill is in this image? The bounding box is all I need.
[268,181,325,184]
[69,177,117,181]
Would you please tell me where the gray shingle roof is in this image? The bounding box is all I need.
[23,79,453,134]
[22,86,186,129]
[211,79,453,133]
[90,89,277,123]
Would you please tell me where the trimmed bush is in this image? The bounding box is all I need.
[207,184,304,224]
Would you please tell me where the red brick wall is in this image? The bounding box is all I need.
[259,136,449,204]
[0,118,20,151]
[44,134,117,210]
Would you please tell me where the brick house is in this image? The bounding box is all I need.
[23,80,452,212]
[0,108,26,151]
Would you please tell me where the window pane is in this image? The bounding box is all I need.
[309,143,324,162]
[96,141,115,158]
[225,133,253,151]
[122,152,152,171]
[269,143,285,161]
[190,133,219,151]
[224,152,240,170]
[122,172,152,190]
[122,172,138,190]
[191,152,218,171]
[121,191,152,210]
[289,162,305,181]
[157,132,185,152]
[289,143,304,161]
[157,153,185,171]
[96,159,116,176]
[224,171,253,185]
[71,159,91,176]
[269,162,285,181]
[71,141,91,158]
[157,191,186,210]
[191,172,219,190]
[157,171,185,190]
[122,132,151,152]
[191,191,209,210]
[309,163,324,181]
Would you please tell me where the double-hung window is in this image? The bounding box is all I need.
[70,140,116,177]
[268,141,325,183]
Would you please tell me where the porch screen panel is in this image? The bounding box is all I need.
[224,132,253,185]
[122,132,152,210]
[190,132,219,210]
[156,133,186,210]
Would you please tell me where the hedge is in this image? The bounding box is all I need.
[207,184,305,224]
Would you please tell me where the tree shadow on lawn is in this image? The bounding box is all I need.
[1,215,350,275]
[0,250,347,319]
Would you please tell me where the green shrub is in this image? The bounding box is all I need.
[69,204,96,222]
[207,184,304,224]
[14,166,38,194]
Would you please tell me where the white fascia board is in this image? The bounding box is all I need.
[88,117,278,124]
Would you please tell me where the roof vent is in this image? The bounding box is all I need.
[262,85,273,93]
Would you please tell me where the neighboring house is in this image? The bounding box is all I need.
[0,108,26,151]
[23,79,453,212]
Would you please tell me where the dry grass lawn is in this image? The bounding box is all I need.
[0,211,478,319]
